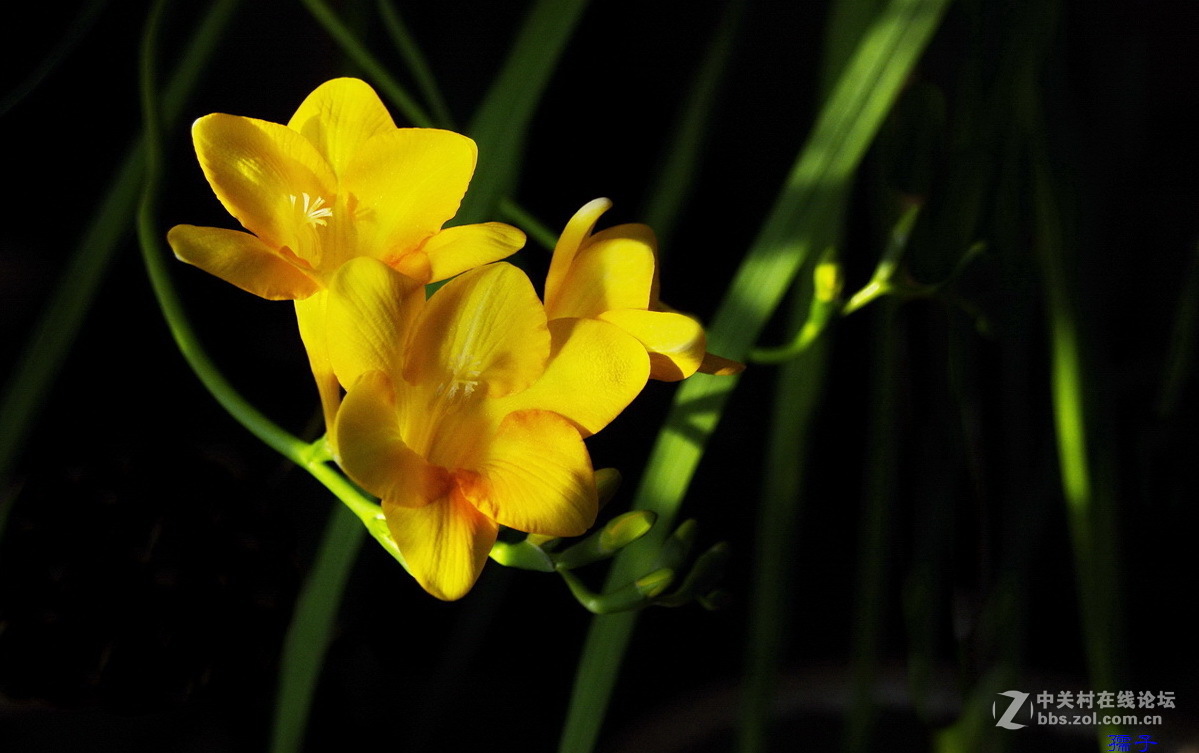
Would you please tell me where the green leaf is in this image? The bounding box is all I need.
[558,1,953,750]
[456,0,590,225]
[0,0,241,492]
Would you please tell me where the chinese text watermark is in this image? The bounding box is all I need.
[992,690,1174,730]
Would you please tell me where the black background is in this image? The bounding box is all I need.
[2,1,1197,751]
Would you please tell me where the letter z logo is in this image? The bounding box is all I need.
[993,690,1032,729]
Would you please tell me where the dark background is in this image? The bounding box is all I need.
[2,1,1197,751]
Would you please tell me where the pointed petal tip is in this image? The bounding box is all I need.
[385,492,498,601]
[167,224,321,300]
[579,196,613,216]
[423,222,526,282]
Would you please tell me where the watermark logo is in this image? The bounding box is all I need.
[993,690,1033,730]
[992,689,1173,735]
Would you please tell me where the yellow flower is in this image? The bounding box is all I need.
[167,78,525,427]
[545,198,743,381]
[328,259,649,600]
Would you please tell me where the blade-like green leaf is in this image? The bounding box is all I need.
[0,0,109,117]
[558,1,952,750]
[643,0,746,248]
[300,0,434,127]
[270,504,365,753]
[0,0,241,494]
[457,0,590,225]
[377,0,456,128]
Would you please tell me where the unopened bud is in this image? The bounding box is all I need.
[678,542,730,599]
[489,539,555,572]
[598,510,656,552]
[814,251,844,303]
[634,568,675,599]
[653,519,698,571]
[555,511,656,570]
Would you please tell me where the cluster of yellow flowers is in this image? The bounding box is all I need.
[168,78,738,600]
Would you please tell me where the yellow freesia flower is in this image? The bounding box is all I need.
[545,198,743,381]
[167,78,525,427]
[328,259,649,600]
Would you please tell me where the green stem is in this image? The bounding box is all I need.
[137,13,397,753]
[133,2,400,567]
[137,24,311,467]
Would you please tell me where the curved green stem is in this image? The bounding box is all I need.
[842,202,921,314]
[749,249,842,363]
[134,1,401,571]
[137,15,398,753]
[137,22,314,466]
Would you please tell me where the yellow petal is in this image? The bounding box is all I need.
[458,409,597,537]
[287,78,396,177]
[384,489,499,601]
[167,225,321,300]
[490,318,649,436]
[405,263,549,399]
[547,227,657,319]
[193,114,337,253]
[335,370,450,506]
[326,257,423,388]
[545,197,611,309]
[598,309,707,381]
[343,128,477,260]
[295,292,342,432]
[389,248,433,285]
[423,222,526,282]
[594,221,663,303]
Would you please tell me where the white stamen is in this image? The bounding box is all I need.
[289,192,334,227]
[437,361,483,401]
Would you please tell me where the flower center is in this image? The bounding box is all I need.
[438,371,483,400]
[437,353,484,401]
[289,192,334,227]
